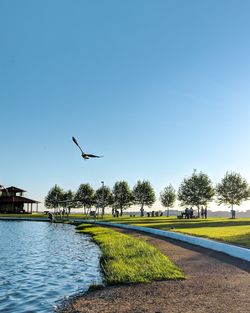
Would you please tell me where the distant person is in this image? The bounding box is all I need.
[190,207,193,218]
[204,207,208,219]
[48,212,53,222]
[201,207,204,218]
[185,208,190,218]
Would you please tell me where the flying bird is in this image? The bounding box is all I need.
[72,136,103,160]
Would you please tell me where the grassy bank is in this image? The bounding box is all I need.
[77,224,184,285]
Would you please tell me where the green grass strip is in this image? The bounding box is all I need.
[102,216,250,249]
[77,224,184,285]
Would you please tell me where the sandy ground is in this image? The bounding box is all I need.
[60,228,250,313]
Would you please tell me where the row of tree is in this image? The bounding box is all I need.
[44,171,250,218]
[45,180,156,216]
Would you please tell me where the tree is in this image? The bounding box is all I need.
[62,190,75,214]
[44,184,64,211]
[133,180,156,217]
[74,184,95,214]
[178,170,215,217]
[95,185,113,216]
[160,184,176,217]
[112,181,133,216]
[216,172,250,218]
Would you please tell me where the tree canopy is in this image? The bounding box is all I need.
[74,183,95,214]
[62,190,75,209]
[95,185,113,216]
[133,180,156,216]
[160,184,176,217]
[44,170,250,218]
[44,184,64,210]
[112,181,133,216]
[178,170,215,216]
[216,172,250,217]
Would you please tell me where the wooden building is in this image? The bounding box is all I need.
[0,186,40,213]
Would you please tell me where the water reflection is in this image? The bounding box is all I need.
[0,221,102,313]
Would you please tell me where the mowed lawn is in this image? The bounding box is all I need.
[104,216,250,249]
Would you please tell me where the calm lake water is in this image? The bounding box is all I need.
[0,221,103,313]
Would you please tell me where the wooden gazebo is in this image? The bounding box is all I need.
[0,186,40,213]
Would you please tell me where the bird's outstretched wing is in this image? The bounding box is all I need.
[72,136,84,154]
[86,154,103,158]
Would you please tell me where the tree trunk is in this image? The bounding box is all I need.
[120,208,123,216]
[197,205,200,218]
[140,204,144,217]
[231,203,235,218]
[167,207,169,217]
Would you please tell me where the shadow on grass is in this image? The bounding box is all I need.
[128,220,250,230]
[219,233,250,249]
[105,216,250,226]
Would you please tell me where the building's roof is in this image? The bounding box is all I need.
[5,186,26,193]
[0,196,40,204]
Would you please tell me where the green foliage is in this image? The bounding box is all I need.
[216,172,250,212]
[160,185,176,216]
[178,170,215,215]
[112,181,133,216]
[44,184,64,209]
[95,185,113,215]
[77,224,184,284]
[62,190,75,208]
[74,184,95,213]
[133,180,156,216]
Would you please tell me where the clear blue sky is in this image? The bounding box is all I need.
[1,0,250,211]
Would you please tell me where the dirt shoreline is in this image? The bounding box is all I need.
[60,228,250,313]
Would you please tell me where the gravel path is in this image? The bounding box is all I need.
[61,228,250,313]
